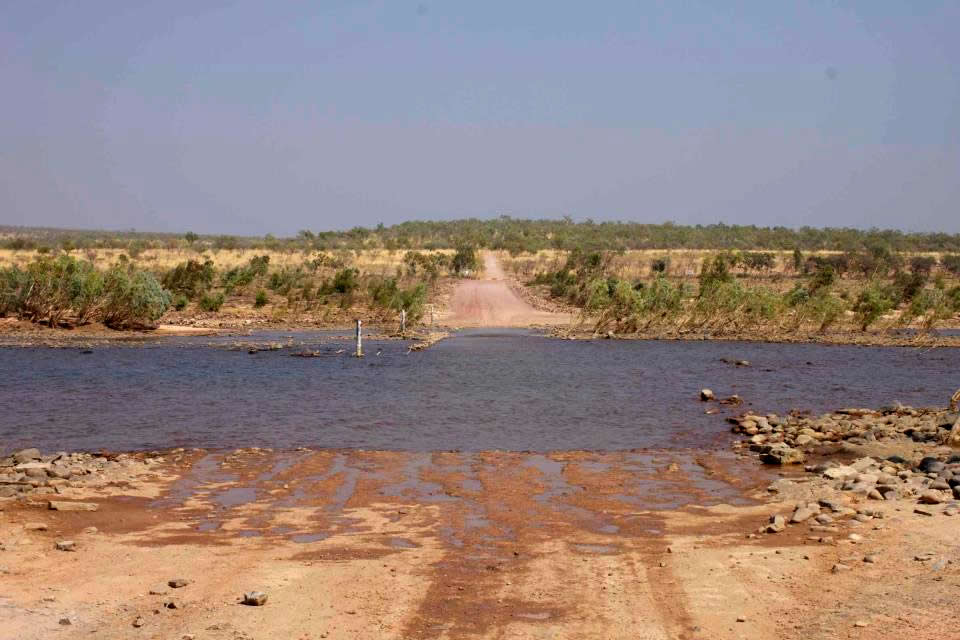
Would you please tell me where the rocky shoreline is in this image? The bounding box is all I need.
[0,448,182,501]
[724,401,960,546]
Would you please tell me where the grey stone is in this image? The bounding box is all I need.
[168,578,191,589]
[919,491,944,504]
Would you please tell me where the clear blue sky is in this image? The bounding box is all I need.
[2,1,958,235]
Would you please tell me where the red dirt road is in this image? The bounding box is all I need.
[442,252,569,327]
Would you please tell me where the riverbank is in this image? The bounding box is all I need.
[2,400,959,639]
[549,325,960,348]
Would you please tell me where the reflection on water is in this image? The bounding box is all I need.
[1,329,956,452]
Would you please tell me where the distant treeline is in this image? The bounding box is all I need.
[3,218,960,253]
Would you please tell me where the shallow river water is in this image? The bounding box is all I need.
[1,330,956,452]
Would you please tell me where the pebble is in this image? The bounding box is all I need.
[831,563,851,573]
[55,540,76,552]
[59,618,71,626]
[168,578,191,589]
[863,554,878,563]
[242,591,268,606]
[132,616,145,628]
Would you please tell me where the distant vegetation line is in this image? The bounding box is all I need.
[3,218,960,253]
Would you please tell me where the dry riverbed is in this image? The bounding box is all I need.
[3,403,960,640]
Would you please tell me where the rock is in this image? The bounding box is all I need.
[761,445,805,465]
[953,486,960,500]
[766,514,786,533]
[863,554,879,563]
[918,491,944,504]
[55,540,76,552]
[164,599,182,610]
[168,578,191,589]
[791,504,819,523]
[24,522,48,531]
[13,449,41,464]
[831,563,851,573]
[242,591,268,606]
[59,617,71,626]
[48,500,98,512]
[914,507,935,516]
[700,389,715,401]
[823,466,858,480]
[132,616,145,628]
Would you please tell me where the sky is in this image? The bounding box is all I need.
[1,1,958,235]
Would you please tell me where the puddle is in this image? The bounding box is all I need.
[387,537,420,549]
[211,486,257,508]
[515,612,552,620]
[571,543,619,554]
[290,532,329,543]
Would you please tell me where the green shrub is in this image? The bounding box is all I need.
[330,268,358,294]
[101,264,172,328]
[698,254,733,295]
[451,244,479,275]
[173,295,188,311]
[254,290,268,308]
[198,292,225,312]
[162,259,215,298]
[269,267,306,295]
[852,281,897,331]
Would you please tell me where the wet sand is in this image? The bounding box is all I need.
[2,447,958,640]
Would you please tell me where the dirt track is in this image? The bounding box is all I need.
[441,253,570,328]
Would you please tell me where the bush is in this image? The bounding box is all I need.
[942,254,960,276]
[698,254,733,295]
[198,292,225,312]
[254,290,268,308]
[650,257,669,274]
[162,259,215,298]
[852,281,897,331]
[330,268,358,294]
[173,295,188,311]
[101,264,172,328]
[452,244,479,275]
[909,255,936,276]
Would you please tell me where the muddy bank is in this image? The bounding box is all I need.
[3,405,960,640]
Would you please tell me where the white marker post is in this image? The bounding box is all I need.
[355,319,363,357]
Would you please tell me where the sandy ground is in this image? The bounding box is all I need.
[2,449,958,640]
[440,253,571,328]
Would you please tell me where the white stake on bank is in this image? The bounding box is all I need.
[355,319,363,357]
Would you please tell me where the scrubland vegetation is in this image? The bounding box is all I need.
[3,217,960,254]
[1,220,958,336]
[0,246,468,331]
[509,245,960,337]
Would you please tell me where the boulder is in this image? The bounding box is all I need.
[761,445,805,465]
[13,449,41,464]
[700,389,715,401]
